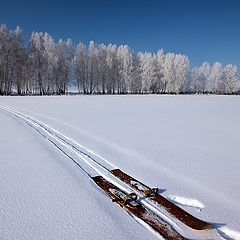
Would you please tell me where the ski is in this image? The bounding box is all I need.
[92,175,187,240]
[111,169,214,231]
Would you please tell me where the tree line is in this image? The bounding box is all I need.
[0,24,239,95]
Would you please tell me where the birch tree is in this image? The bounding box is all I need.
[198,62,210,93]
[210,62,223,93]
[223,64,239,94]
[164,53,176,93]
[117,45,133,93]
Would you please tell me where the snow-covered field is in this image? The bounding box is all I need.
[1,95,240,240]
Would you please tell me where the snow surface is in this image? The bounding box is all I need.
[1,95,240,239]
[168,195,205,211]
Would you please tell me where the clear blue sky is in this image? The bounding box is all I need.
[1,0,240,67]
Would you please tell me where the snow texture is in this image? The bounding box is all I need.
[1,95,240,240]
[168,195,205,211]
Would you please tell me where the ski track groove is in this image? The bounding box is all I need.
[0,106,227,240]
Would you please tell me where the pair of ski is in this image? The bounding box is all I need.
[92,169,214,240]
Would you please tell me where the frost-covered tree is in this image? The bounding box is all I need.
[156,49,165,93]
[117,45,133,93]
[131,54,142,93]
[0,25,30,95]
[9,26,28,95]
[55,38,73,94]
[30,32,49,95]
[223,64,239,94]
[30,32,73,95]
[210,62,223,93]
[87,41,99,94]
[75,42,88,93]
[138,52,158,93]
[106,44,118,94]
[174,54,189,93]
[164,53,176,93]
[0,24,15,95]
[198,62,211,93]
[189,67,200,93]
[97,44,108,94]
[42,33,56,93]
[1,24,240,95]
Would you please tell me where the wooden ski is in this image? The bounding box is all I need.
[111,169,214,230]
[92,175,187,240]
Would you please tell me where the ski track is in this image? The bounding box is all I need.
[217,227,240,240]
[0,105,232,240]
[1,106,182,238]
